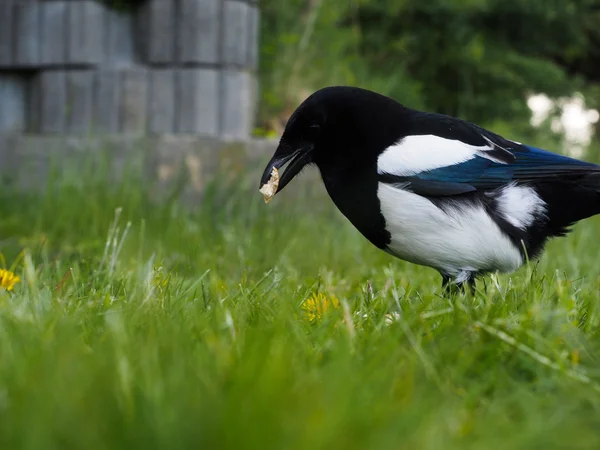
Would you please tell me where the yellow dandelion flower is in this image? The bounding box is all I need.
[0,269,20,291]
[301,292,340,323]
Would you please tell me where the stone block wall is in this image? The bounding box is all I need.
[0,0,259,139]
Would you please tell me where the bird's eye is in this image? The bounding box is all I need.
[302,123,321,140]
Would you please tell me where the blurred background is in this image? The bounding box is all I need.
[257,0,600,158]
[0,0,599,181]
[1,2,600,448]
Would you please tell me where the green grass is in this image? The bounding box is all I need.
[0,158,599,450]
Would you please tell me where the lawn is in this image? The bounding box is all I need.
[0,155,599,450]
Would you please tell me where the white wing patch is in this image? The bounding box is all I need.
[496,184,547,230]
[377,134,508,177]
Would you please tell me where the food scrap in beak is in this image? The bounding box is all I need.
[259,167,280,203]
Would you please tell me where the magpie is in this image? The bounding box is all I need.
[259,86,600,293]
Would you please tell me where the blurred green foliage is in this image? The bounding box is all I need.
[99,0,146,12]
[258,0,600,133]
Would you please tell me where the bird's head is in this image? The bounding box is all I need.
[259,86,406,200]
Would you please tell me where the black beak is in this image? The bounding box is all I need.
[259,145,312,196]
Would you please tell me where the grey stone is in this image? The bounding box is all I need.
[105,8,135,67]
[94,70,121,134]
[28,72,41,132]
[245,138,278,161]
[147,135,215,203]
[5,135,151,192]
[0,0,14,67]
[0,75,26,134]
[133,1,149,62]
[144,0,175,64]
[66,71,95,134]
[178,0,220,64]
[149,69,175,134]
[0,134,296,204]
[176,69,219,136]
[247,5,260,70]
[222,0,249,67]
[67,0,105,65]
[0,135,15,182]
[120,68,148,134]
[40,1,68,66]
[220,70,255,140]
[37,71,68,133]
[15,2,41,67]
[0,136,48,191]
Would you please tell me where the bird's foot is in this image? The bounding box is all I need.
[441,272,476,297]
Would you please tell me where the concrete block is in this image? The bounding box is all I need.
[105,8,135,67]
[176,69,219,136]
[37,71,68,133]
[144,0,175,64]
[67,0,105,65]
[94,70,121,133]
[220,70,255,139]
[0,135,16,183]
[120,69,148,134]
[40,1,68,66]
[0,134,287,203]
[15,2,41,67]
[178,0,219,64]
[0,75,26,134]
[222,0,249,67]
[1,135,43,191]
[149,69,175,134]
[247,5,260,70]
[133,1,149,62]
[66,71,95,134]
[28,72,41,132]
[0,0,15,67]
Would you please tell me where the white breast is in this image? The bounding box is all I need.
[377,183,524,276]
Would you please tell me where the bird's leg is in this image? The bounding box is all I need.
[441,273,462,296]
[441,274,452,294]
[440,272,476,296]
[466,277,477,296]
